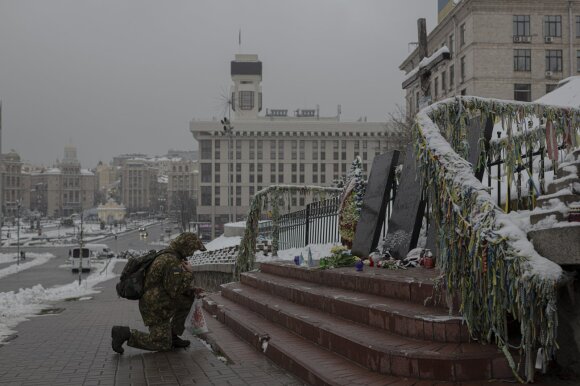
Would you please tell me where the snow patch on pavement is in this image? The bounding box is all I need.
[0,253,56,280]
[0,258,122,341]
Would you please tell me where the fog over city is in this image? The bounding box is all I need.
[0,1,436,167]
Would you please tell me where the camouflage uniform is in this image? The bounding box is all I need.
[126,232,205,351]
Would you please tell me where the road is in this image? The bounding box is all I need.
[0,222,174,293]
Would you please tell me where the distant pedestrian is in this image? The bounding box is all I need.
[111,232,206,353]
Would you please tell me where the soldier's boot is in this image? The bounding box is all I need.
[111,326,131,354]
[172,335,190,348]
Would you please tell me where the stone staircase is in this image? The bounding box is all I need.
[203,261,515,385]
[528,148,580,265]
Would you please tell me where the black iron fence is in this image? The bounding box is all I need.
[277,197,340,250]
[485,135,566,212]
[273,180,399,250]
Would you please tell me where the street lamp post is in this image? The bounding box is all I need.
[78,212,84,285]
[16,200,21,266]
[220,117,235,224]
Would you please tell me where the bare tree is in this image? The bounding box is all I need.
[387,104,414,144]
[171,190,196,232]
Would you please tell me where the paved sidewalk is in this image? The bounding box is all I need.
[0,268,302,386]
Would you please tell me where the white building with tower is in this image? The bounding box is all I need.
[190,54,406,239]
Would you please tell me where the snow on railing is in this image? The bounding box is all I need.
[414,96,578,382]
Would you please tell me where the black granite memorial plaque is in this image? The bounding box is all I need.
[385,144,426,259]
[426,115,494,253]
[351,151,400,258]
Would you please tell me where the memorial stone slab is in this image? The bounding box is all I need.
[386,144,426,259]
[426,116,494,253]
[352,151,400,258]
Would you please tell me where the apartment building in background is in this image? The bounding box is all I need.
[117,155,197,216]
[401,0,580,118]
[190,54,406,239]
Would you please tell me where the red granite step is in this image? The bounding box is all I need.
[220,281,514,382]
[259,261,453,309]
[203,294,409,386]
[241,271,469,343]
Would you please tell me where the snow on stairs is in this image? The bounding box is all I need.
[528,149,580,265]
[203,261,515,385]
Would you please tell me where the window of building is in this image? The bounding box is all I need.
[460,23,466,47]
[341,141,346,160]
[278,140,284,160]
[441,71,447,93]
[461,88,467,96]
[320,142,326,160]
[544,15,562,37]
[299,140,305,160]
[236,140,241,160]
[313,174,318,183]
[278,163,283,173]
[321,173,326,184]
[270,173,275,183]
[201,163,211,183]
[210,165,218,185]
[514,49,531,71]
[577,50,580,72]
[257,140,263,160]
[291,140,297,160]
[239,91,254,110]
[449,65,455,89]
[201,186,211,206]
[214,187,220,206]
[434,77,439,99]
[292,174,297,183]
[236,162,241,183]
[333,140,339,160]
[312,140,318,161]
[200,140,212,160]
[460,56,466,83]
[514,83,532,102]
[298,173,303,183]
[249,163,255,183]
[341,164,347,174]
[513,15,530,36]
[362,141,367,161]
[249,141,255,159]
[270,140,276,160]
[214,140,220,159]
[546,84,558,94]
[448,34,454,55]
[354,141,360,157]
[546,50,563,72]
[577,16,580,38]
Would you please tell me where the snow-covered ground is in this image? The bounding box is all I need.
[0,258,122,340]
[257,243,336,262]
[0,253,56,280]
[0,219,158,247]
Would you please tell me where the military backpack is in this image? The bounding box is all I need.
[116,249,174,300]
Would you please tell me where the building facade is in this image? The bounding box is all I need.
[0,150,23,218]
[401,0,580,118]
[24,146,96,218]
[119,160,159,213]
[191,54,406,239]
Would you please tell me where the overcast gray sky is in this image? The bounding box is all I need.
[0,0,436,167]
